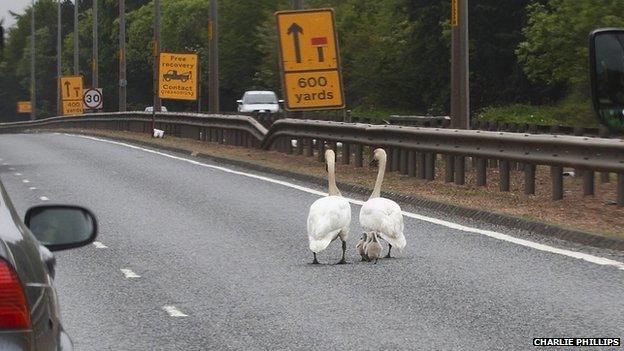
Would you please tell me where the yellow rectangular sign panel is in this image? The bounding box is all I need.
[276,9,339,72]
[59,76,84,101]
[158,52,198,101]
[62,100,84,116]
[284,70,343,110]
[17,101,31,114]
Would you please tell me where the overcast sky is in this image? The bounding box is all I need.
[1,0,33,29]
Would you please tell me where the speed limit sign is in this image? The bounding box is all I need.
[83,88,103,110]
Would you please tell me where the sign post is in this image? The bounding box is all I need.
[276,9,344,111]
[158,52,199,101]
[60,75,84,115]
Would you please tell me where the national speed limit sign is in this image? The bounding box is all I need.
[83,88,103,110]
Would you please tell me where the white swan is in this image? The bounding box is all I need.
[307,149,351,264]
[359,148,406,257]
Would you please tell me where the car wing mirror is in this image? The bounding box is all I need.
[589,28,624,133]
[25,205,98,251]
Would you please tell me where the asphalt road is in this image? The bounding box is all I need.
[0,133,622,350]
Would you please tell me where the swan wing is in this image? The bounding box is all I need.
[359,198,406,250]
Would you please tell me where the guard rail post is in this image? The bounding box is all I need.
[444,155,454,183]
[500,160,510,192]
[552,165,564,200]
[524,164,536,195]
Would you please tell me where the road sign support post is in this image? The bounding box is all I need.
[450,0,469,130]
[152,0,161,133]
[57,0,62,116]
[30,0,36,120]
[73,0,79,75]
[292,0,303,119]
[208,0,219,113]
[92,0,98,88]
[119,0,126,111]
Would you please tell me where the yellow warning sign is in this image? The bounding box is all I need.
[62,100,84,115]
[17,101,31,114]
[276,9,344,110]
[59,76,84,101]
[158,52,198,101]
[284,71,343,109]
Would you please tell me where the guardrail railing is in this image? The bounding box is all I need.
[1,112,622,206]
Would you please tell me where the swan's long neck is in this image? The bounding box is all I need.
[370,153,386,199]
[327,157,341,196]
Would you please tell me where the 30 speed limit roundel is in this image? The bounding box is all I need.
[83,88,103,109]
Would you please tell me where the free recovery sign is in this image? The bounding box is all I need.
[276,9,344,110]
[158,53,198,101]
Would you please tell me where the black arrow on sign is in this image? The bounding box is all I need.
[64,81,71,98]
[287,23,303,63]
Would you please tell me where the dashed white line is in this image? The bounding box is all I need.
[22,179,30,183]
[39,196,49,201]
[14,172,22,176]
[68,134,624,272]
[28,187,37,190]
[163,306,188,317]
[120,268,140,278]
[93,241,108,249]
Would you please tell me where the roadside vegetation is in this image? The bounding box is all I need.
[1,0,624,125]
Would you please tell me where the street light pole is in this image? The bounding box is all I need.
[57,0,62,116]
[30,0,36,120]
[74,0,78,75]
[450,0,469,129]
[208,0,219,113]
[92,0,98,88]
[119,0,126,111]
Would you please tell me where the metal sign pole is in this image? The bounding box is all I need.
[74,0,79,75]
[208,0,219,113]
[30,0,36,120]
[119,0,126,111]
[57,0,62,116]
[92,0,98,89]
[152,0,161,132]
[450,0,469,129]
[292,0,303,119]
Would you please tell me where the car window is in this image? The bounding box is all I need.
[243,93,277,104]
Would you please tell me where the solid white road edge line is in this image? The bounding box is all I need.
[93,241,108,249]
[68,134,624,271]
[163,306,188,317]
[120,268,140,278]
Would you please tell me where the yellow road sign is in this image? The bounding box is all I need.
[276,9,338,72]
[62,100,83,115]
[276,9,344,110]
[158,52,198,101]
[284,71,343,110]
[59,76,84,101]
[17,101,31,114]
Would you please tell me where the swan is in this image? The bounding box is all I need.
[359,148,406,257]
[365,232,383,264]
[307,149,351,264]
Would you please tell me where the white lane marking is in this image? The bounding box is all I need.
[39,196,49,201]
[29,187,37,190]
[14,172,22,176]
[68,134,624,271]
[9,167,15,171]
[163,306,188,317]
[120,268,140,278]
[93,241,108,249]
[22,179,30,183]
[2,163,8,166]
